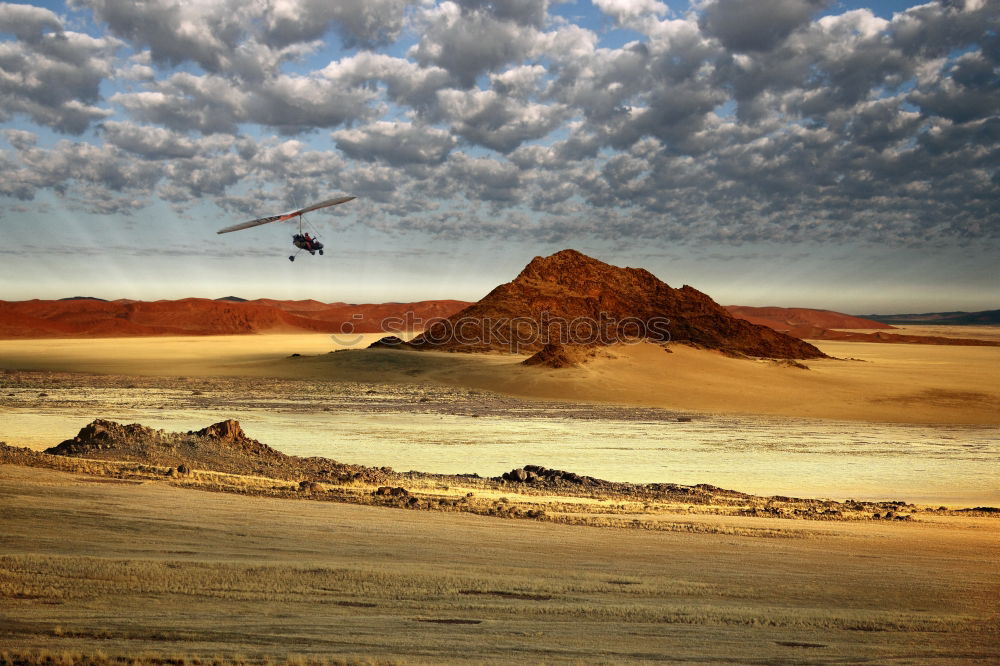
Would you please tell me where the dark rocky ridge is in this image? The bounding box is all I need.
[859,309,1000,326]
[400,250,824,360]
[45,418,390,484]
[13,417,937,520]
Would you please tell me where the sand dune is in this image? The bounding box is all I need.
[726,305,893,330]
[1,331,998,423]
[284,341,1000,424]
[0,298,470,338]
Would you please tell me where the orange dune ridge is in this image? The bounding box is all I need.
[724,305,893,330]
[0,298,471,338]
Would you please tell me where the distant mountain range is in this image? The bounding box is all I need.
[724,306,999,346]
[3,286,996,345]
[857,310,1000,326]
[0,298,470,338]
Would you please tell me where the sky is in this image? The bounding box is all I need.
[0,0,997,313]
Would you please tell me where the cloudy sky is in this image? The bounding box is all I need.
[1,0,997,312]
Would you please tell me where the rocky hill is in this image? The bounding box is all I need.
[404,249,825,360]
[45,418,390,484]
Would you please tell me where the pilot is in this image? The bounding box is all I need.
[303,233,314,250]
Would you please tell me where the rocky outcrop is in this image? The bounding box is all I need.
[4,427,933,522]
[367,335,407,349]
[374,486,410,497]
[404,249,825,360]
[522,342,586,368]
[44,419,390,484]
[46,419,167,455]
[501,465,590,485]
[191,419,286,458]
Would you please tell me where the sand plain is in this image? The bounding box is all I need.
[2,330,999,663]
[1,329,998,423]
[838,325,1000,342]
[2,464,998,664]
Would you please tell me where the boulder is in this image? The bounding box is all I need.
[374,486,409,497]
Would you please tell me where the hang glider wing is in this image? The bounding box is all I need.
[296,195,357,215]
[216,212,288,234]
[216,195,357,234]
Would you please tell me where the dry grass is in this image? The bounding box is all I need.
[2,552,990,635]
[0,651,398,665]
[2,464,999,664]
[2,444,943,541]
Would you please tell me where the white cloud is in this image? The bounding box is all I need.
[0,26,118,133]
[593,0,667,25]
[0,2,63,40]
[436,88,568,152]
[332,121,456,164]
[0,0,996,248]
[409,1,546,87]
[111,70,377,134]
[699,0,830,53]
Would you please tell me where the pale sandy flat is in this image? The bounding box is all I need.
[2,464,998,663]
[1,332,998,423]
[836,324,1000,342]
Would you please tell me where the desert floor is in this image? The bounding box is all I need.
[1,329,998,423]
[2,331,998,662]
[2,463,998,664]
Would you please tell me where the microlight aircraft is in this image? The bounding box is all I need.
[217,195,356,261]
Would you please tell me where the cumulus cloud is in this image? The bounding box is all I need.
[112,71,377,134]
[700,0,830,52]
[101,121,232,159]
[593,0,667,25]
[72,0,254,73]
[456,0,550,28]
[1,0,997,248]
[409,1,547,87]
[262,0,409,49]
[909,51,999,124]
[0,2,62,41]
[322,53,451,111]
[436,88,568,152]
[0,14,118,133]
[0,129,161,213]
[74,0,410,78]
[333,121,456,165]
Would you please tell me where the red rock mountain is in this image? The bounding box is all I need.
[405,249,825,359]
